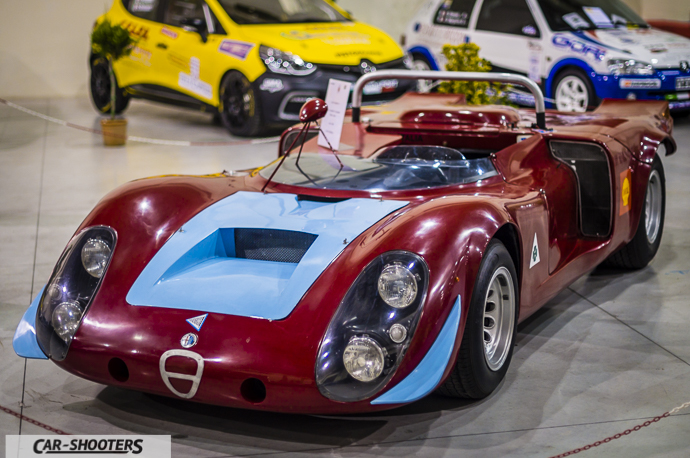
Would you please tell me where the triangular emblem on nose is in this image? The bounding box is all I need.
[186,313,208,332]
[529,233,540,269]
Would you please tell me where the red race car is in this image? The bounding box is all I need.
[14,71,675,414]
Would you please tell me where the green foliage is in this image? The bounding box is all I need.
[438,42,509,105]
[91,19,136,62]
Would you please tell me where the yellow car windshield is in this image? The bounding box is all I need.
[218,0,348,24]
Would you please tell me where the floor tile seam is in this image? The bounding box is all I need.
[199,412,690,458]
[567,287,690,367]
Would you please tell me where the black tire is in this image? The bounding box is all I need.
[219,71,262,137]
[553,68,598,112]
[90,57,130,115]
[438,239,519,399]
[606,156,666,269]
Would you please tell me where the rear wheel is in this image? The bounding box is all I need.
[554,69,597,112]
[219,71,262,137]
[606,156,666,269]
[90,57,130,115]
[438,239,518,399]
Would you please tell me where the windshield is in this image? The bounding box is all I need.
[217,0,348,25]
[258,146,498,191]
[537,0,647,31]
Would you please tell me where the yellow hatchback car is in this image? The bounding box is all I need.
[90,0,414,136]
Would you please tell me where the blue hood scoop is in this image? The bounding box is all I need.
[127,192,408,320]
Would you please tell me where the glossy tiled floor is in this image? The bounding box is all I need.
[1,98,689,457]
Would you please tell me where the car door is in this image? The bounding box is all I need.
[470,0,543,84]
[421,0,478,69]
[115,0,167,88]
[156,0,227,105]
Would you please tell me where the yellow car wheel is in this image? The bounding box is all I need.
[219,71,262,137]
[90,57,130,115]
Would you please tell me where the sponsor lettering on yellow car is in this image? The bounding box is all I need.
[90,0,414,137]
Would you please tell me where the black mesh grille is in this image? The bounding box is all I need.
[234,229,317,263]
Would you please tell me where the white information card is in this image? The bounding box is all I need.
[318,79,352,151]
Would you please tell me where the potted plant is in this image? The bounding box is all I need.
[438,42,509,105]
[90,20,136,146]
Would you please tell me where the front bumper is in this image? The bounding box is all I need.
[590,69,690,111]
[254,66,416,127]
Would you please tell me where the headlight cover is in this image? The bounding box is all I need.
[607,59,654,76]
[259,45,317,76]
[36,226,116,361]
[316,251,429,402]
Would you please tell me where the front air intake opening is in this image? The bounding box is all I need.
[240,378,267,404]
[234,228,317,263]
[108,358,129,382]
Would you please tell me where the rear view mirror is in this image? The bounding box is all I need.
[180,17,208,43]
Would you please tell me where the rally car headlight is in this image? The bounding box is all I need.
[608,59,654,76]
[259,45,316,76]
[36,226,116,361]
[315,251,429,402]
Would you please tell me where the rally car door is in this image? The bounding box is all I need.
[155,0,227,105]
[470,0,544,84]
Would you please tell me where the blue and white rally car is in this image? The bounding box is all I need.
[404,0,690,112]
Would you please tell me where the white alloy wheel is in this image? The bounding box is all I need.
[412,58,433,93]
[555,75,590,112]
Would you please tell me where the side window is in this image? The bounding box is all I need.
[476,0,540,38]
[433,0,477,28]
[163,0,224,34]
[126,0,161,21]
[164,0,206,27]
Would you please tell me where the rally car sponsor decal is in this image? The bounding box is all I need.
[552,34,607,61]
[178,57,212,100]
[161,27,178,39]
[620,78,661,89]
[129,46,152,67]
[120,20,149,40]
[218,40,254,61]
[281,30,371,46]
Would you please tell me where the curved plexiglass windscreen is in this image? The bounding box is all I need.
[259,146,498,191]
[537,0,647,31]
[218,0,348,25]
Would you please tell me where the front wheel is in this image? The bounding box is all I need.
[219,71,262,137]
[606,155,666,269]
[438,239,519,399]
[90,57,130,115]
[553,69,597,112]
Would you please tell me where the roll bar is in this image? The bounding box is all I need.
[351,70,547,130]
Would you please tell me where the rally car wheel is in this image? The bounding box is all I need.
[219,71,262,137]
[554,69,596,112]
[606,156,666,269]
[411,54,434,93]
[90,58,130,115]
[438,239,518,399]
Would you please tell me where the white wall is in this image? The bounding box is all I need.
[0,0,687,98]
[0,0,112,99]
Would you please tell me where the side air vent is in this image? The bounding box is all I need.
[235,229,317,263]
[550,141,612,237]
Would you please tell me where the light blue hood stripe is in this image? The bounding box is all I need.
[13,286,48,359]
[371,296,461,405]
[127,192,408,320]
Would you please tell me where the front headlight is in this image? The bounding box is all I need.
[315,251,429,402]
[259,45,317,76]
[36,226,116,360]
[608,58,654,76]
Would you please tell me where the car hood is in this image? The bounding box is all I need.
[126,191,407,320]
[237,21,404,65]
[577,28,690,67]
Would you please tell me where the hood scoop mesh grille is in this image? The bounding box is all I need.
[235,228,317,264]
